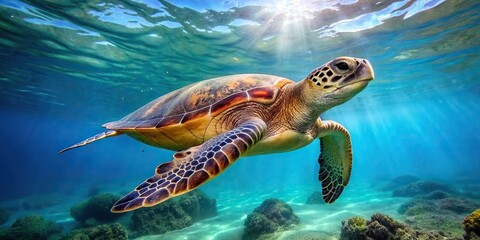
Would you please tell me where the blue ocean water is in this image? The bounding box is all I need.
[0,0,479,239]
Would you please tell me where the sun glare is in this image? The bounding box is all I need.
[273,0,314,24]
[241,0,331,57]
[269,0,315,58]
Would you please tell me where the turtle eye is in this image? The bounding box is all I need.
[335,61,349,71]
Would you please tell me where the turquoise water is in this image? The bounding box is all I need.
[0,0,479,239]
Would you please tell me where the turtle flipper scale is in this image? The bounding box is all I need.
[111,119,266,213]
[316,120,352,204]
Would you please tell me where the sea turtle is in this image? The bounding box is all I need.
[60,56,374,213]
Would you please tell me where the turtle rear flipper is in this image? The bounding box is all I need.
[111,119,266,213]
[59,130,121,153]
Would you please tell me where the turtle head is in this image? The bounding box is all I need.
[304,56,374,111]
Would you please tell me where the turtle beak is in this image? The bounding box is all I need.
[338,58,374,87]
[359,59,374,81]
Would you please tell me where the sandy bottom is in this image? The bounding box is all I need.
[136,182,408,240]
[0,182,410,240]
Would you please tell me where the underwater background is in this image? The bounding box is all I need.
[0,0,479,239]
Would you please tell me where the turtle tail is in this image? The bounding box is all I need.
[59,130,121,154]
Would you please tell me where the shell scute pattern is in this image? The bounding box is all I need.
[103,75,292,130]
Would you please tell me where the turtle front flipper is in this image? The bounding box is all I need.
[316,120,352,203]
[111,119,266,213]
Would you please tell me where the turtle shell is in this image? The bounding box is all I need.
[103,74,293,130]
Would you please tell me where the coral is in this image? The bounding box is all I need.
[392,181,457,197]
[340,213,454,240]
[369,214,405,233]
[243,198,300,240]
[405,212,464,237]
[398,197,468,237]
[60,223,128,240]
[379,175,420,191]
[70,193,122,226]
[364,220,390,240]
[397,192,480,238]
[305,191,324,205]
[130,190,217,237]
[438,197,480,214]
[0,214,61,240]
[178,190,217,221]
[419,190,452,200]
[397,199,437,216]
[340,216,367,240]
[463,209,480,240]
[131,198,192,236]
[0,208,9,226]
[243,212,277,239]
